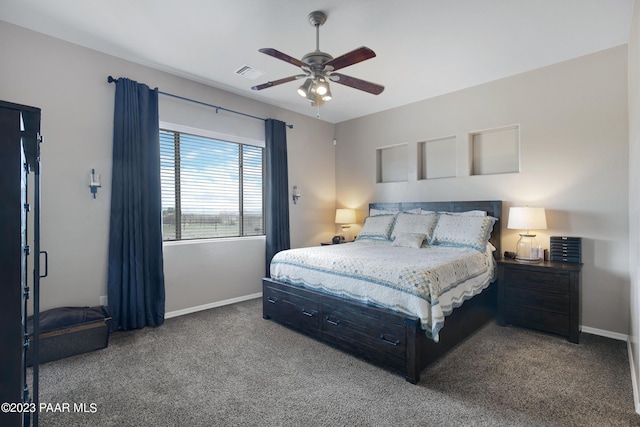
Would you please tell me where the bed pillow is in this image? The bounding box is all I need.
[369,207,420,216]
[369,208,398,216]
[392,232,426,248]
[439,210,487,217]
[390,212,438,244]
[431,214,496,251]
[356,214,396,241]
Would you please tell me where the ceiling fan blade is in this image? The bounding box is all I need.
[324,47,376,72]
[330,73,385,95]
[251,75,304,91]
[259,48,306,68]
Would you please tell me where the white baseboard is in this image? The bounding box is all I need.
[587,325,640,414]
[628,340,640,415]
[581,325,629,341]
[165,292,262,319]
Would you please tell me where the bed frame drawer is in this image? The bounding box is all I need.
[322,302,406,360]
[263,284,320,333]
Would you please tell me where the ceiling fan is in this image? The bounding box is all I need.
[251,10,384,107]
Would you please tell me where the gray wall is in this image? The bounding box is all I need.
[0,19,632,339]
[628,0,640,413]
[335,46,630,336]
[0,21,336,314]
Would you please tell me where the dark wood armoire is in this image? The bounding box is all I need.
[0,100,43,427]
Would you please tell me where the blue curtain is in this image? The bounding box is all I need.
[265,119,290,276]
[107,78,165,330]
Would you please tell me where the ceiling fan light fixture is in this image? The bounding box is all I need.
[305,90,317,102]
[297,78,313,97]
[315,77,329,96]
[321,87,332,101]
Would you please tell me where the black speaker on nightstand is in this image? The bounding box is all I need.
[550,236,582,263]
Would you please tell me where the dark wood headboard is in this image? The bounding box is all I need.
[368,200,502,260]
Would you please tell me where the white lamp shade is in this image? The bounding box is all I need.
[507,207,547,231]
[335,208,356,224]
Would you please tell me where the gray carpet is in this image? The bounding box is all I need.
[34,298,640,426]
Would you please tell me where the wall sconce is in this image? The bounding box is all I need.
[89,168,102,198]
[292,185,301,204]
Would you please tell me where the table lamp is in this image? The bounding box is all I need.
[335,208,356,242]
[507,207,547,262]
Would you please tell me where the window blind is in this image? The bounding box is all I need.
[159,129,264,241]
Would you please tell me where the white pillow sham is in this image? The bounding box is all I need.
[390,212,438,244]
[370,207,421,216]
[438,210,487,217]
[431,214,496,251]
[369,208,398,217]
[356,214,396,240]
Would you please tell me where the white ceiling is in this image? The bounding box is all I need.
[0,0,634,123]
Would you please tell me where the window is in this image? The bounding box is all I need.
[160,126,264,241]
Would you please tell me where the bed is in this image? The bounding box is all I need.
[263,200,502,383]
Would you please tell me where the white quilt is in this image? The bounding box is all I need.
[270,240,496,342]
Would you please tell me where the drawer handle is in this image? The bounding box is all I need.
[379,334,400,346]
[302,309,317,317]
[326,316,341,326]
[267,296,278,304]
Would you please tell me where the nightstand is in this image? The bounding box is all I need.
[497,258,582,343]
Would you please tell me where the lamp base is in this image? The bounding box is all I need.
[341,225,351,242]
[515,233,542,262]
[515,257,542,263]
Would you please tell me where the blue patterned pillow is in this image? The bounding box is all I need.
[431,214,496,251]
[356,215,396,241]
[390,212,438,244]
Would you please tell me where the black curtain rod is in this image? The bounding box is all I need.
[107,76,293,129]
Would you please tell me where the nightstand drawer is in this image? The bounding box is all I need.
[505,305,569,336]
[504,269,569,294]
[504,287,569,313]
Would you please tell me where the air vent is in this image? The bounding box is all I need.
[234,65,265,80]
